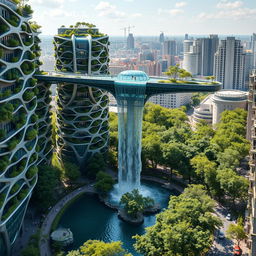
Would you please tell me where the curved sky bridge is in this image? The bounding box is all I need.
[36,70,221,192]
[35,70,221,101]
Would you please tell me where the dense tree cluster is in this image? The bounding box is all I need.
[32,165,61,211]
[134,185,222,256]
[66,240,131,256]
[109,104,249,206]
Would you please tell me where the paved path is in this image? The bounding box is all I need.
[39,184,96,256]
[141,175,184,193]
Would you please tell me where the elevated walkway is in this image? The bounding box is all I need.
[35,71,221,100]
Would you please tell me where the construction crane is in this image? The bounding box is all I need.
[120,25,135,39]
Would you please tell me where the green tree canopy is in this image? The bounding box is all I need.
[67,240,132,256]
[226,223,247,246]
[120,189,154,217]
[134,185,222,256]
[217,168,249,203]
[32,165,61,211]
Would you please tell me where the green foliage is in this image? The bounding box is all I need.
[143,102,188,129]
[134,185,222,256]
[67,240,131,256]
[120,189,155,217]
[25,128,37,141]
[32,165,61,211]
[23,90,35,101]
[63,161,80,181]
[0,156,10,172]
[0,103,13,122]
[0,129,6,140]
[217,168,249,203]
[21,230,40,256]
[26,166,38,179]
[191,93,209,107]
[164,64,192,80]
[94,171,115,194]
[7,38,20,47]
[226,223,247,246]
[142,134,162,168]
[86,153,106,179]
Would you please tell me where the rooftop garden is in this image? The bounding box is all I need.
[61,22,96,29]
[57,22,106,38]
[159,64,219,85]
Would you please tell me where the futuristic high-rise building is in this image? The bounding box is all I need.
[0,0,51,254]
[54,24,110,167]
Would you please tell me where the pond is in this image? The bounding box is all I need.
[57,181,178,255]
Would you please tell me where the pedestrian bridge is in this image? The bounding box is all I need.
[35,70,221,101]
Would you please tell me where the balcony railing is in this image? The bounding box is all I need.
[0,0,17,10]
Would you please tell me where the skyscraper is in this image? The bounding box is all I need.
[163,40,177,56]
[54,24,109,167]
[159,32,165,44]
[127,33,135,49]
[200,35,219,76]
[0,1,51,255]
[214,37,246,90]
[183,35,218,76]
[251,33,256,69]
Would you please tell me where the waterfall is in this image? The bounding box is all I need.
[115,78,147,194]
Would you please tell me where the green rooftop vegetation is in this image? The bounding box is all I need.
[159,65,218,85]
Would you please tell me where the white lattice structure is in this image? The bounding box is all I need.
[54,26,109,167]
[0,1,51,254]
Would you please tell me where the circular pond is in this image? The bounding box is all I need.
[57,181,178,255]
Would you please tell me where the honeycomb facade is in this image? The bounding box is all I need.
[54,25,110,167]
[0,1,51,254]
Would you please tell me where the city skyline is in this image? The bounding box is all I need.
[29,0,256,36]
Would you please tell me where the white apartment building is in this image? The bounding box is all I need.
[214,37,246,90]
[149,93,192,109]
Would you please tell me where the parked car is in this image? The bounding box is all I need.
[218,231,225,239]
[233,245,242,256]
[226,213,232,221]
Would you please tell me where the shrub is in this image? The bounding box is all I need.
[0,129,6,140]
[0,24,9,34]
[7,38,20,47]
[8,139,19,150]
[23,90,35,101]
[120,189,155,218]
[26,166,38,179]
[94,171,115,194]
[0,103,14,122]
[25,128,37,141]
[63,161,80,181]
[0,156,10,172]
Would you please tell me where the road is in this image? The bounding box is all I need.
[208,205,235,256]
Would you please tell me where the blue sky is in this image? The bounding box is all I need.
[28,0,256,36]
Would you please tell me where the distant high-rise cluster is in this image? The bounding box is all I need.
[182,34,256,91]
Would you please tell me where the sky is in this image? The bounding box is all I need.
[28,0,256,36]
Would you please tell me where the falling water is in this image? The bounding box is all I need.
[114,77,147,194]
